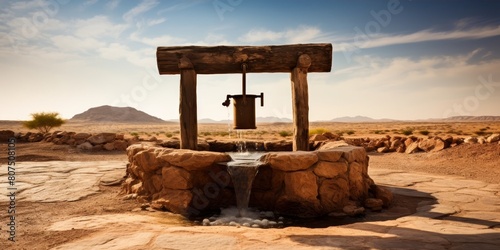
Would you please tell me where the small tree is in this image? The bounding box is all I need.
[23,112,65,133]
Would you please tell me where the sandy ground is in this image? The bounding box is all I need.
[0,141,498,249]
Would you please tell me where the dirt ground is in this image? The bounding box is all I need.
[0,140,498,249]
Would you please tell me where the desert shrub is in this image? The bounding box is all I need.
[309,128,328,136]
[401,128,414,136]
[372,130,383,134]
[23,112,65,133]
[474,131,487,136]
[165,132,173,138]
[345,130,355,135]
[279,131,293,137]
[218,131,230,137]
[130,132,139,137]
[479,127,488,132]
[419,130,430,136]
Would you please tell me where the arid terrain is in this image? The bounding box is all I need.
[0,121,499,249]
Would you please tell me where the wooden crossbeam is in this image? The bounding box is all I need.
[157,43,332,74]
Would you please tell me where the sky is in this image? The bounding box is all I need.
[1,0,500,121]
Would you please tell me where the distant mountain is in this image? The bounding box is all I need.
[71,105,167,123]
[330,116,395,122]
[442,116,500,121]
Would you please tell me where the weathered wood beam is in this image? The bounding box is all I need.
[157,43,332,74]
[179,56,198,150]
[291,54,311,151]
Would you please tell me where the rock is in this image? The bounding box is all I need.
[364,198,383,211]
[372,185,393,207]
[486,133,500,143]
[134,148,166,173]
[115,134,125,140]
[404,138,414,147]
[464,136,478,144]
[322,132,340,140]
[283,171,318,201]
[431,138,446,152]
[418,139,435,152]
[319,178,349,211]
[152,189,193,215]
[103,142,115,151]
[197,140,210,151]
[158,149,231,171]
[343,205,365,216]
[127,144,146,162]
[309,134,328,142]
[207,140,236,152]
[477,136,486,144]
[28,133,45,142]
[114,140,129,151]
[377,146,389,153]
[313,161,348,178]
[405,141,420,154]
[0,130,15,142]
[88,133,116,145]
[149,136,158,142]
[92,145,104,151]
[73,133,91,140]
[262,151,318,171]
[76,142,93,150]
[349,162,369,199]
[264,140,292,151]
[396,146,405,153]
[161,140,180,149]
[316,149,343,162]
[317,141,349,150]
[161,166,193,189]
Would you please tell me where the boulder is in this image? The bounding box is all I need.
[264,140,293,151]
[283,171,318,201]
[76,142,93,150]
[114,140,129,151]
[73,133,91,140]
[207,140,236,152]
[262,151,318,171]
[486,133,500,143]
[0,130,15,142]
[162,166,193,189]
[319,178,349,211]
[464,136,478,144]
[151,189,193,215]
[161,140,180,149]
[405,141,419,154]
[404,138,414,147]
[477,136,486,144]
[309,134,328,142]
[158,149,231,171]
[343,205,365,216]
[88,133,116,145]
[28,133,44,142]
[372,185,393,207]
[364,198,383,211]
[134,149,166,173]
[349,162,369,199]
[377,146,389,153]
[313,161,348,178]
[317,140,349,150]
[103,142,115,151]
[315,149,344,162]
[322,132,340,140]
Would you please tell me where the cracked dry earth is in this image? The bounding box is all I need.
[0,142,499,249]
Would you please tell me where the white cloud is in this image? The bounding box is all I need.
[239,26,326,44]
[123,0,159,22]
[74,15,127,38]
[84,0,99,7]
[51,35,105,52]
[9,0,45,10]
[106,0,120,10]
[336,25,500,51]
[130,32,184,47]
[146,18,166,26]
[98,43,153,67]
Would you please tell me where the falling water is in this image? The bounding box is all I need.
[227,129,264,217]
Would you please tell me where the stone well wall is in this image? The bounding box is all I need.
[123,144,392,218]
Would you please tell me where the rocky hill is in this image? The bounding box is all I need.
[71,105,166,123]
[443,116,500,121]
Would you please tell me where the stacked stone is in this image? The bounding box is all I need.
[123,143,392,218]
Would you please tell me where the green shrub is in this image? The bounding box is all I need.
[401,128,414,136]
[419,130,430,136]
[279,131,293,137]
[23,112,65,133]
[345,130,355,135]
[165,132,173,138]
[130,132,139,137]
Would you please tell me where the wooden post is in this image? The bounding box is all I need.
[179,56,198,150]
[291,54,311,151]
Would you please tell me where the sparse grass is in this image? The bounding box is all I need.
[401,128,414,136]
[279,130,293,137]
[372,130,384,134]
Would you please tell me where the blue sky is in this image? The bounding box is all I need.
[1,0,500,121]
